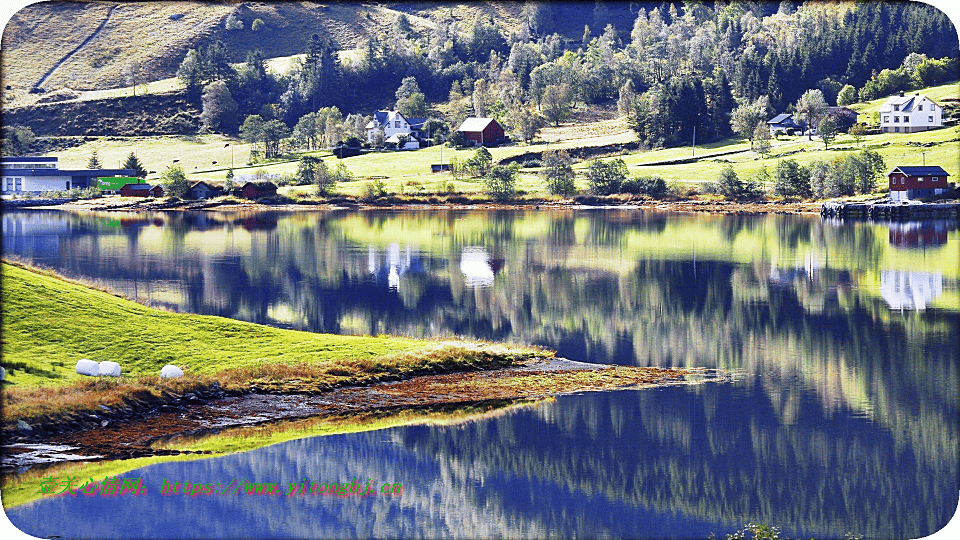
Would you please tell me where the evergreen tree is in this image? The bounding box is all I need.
[121,152,147,178]
[87,151,102,169]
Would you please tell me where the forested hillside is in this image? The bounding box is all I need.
[3,1,958,148]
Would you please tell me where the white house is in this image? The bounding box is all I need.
[365,110,426,149]
[878,92,943,133]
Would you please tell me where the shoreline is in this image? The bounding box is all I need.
[2,359,728,470]
[3,194,828,215]
[1,261,729,473]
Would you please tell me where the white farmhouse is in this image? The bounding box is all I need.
[365,110,425,149]
[878,92,943,133]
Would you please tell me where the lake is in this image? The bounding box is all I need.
[2,208,958,539]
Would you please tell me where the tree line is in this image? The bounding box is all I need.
[175,1,956,153]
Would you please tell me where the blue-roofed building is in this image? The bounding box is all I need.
[767,113,805,135]
[1,156,136,194]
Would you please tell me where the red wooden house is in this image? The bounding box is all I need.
[119,183,152,197]
[888,166,950,201]
[237,181,278,200]
[456,118,505,146]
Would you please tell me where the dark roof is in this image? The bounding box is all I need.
[0,156,57,163]
[768,113,793,124]
[890,166,950,177]
[407,117,427,129]
[122,183,152,191]
[0,168,136,177]
[371,110,390,127]
[240,181,277,189]
[188,181,218,190]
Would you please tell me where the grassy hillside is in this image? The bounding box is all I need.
[1,1,526,107]
[0,262,547,419]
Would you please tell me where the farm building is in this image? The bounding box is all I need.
[888,166,950,201]
[119,183,154,197]
[184,181,222,200]
[457,118,505,146]
[236,181,277,200]
[1,156,135,194]
[767,113,805,135]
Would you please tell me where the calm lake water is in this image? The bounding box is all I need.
[3,209,958,539]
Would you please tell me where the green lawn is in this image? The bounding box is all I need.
[1,262,545,392]
[45,80,960,197]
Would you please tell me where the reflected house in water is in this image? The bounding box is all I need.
[367,244,424,289]
[880,270,943,310]
[886,221,949,249]
[460,247,504,288]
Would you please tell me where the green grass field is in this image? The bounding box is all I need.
[44,81,960,198]
[1,262,547,419]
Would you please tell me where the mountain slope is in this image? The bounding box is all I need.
[1,1,527,103]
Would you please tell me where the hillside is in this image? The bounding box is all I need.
[0,1,529,106]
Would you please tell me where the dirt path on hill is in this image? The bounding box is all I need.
[35,5,119,91]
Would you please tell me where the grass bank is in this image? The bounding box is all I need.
[0,261,550,425]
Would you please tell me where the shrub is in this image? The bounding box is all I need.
[362,178,387,199]
[622,175,668,197]
[586,158,628,195]
[484,164,519,201]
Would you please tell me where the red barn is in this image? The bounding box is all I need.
[149,185,164,197]
[237,181,278,200]
[888,166,950,201]
[456,118,505,146]
[119,183,152,197]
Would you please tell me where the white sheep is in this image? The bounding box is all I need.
[160,365,184,378]
[98,361,121,377]
[75,359,99,377]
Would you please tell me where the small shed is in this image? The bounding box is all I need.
[457,118,505,146]
[237,181,278,200]
[888,166,950,201]
[149,185,165,197]
[185,181,222,200]
[119,183,153,197]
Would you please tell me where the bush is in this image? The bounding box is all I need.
[362,178,387,199]
[622,175,668,197]
[586,158,628,195]
[484,164,519,201]
[251,18,265,32]
[712,166,765,201]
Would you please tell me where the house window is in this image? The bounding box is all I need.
[15,178,22,191]
[928,116,934,122]
[4,178,11,192]
[895,127,900,132]
[919,105,923,111]
[894,117,899,123]
[918,177,924,182]
[883,116,889,123]
[894,105,900,111]
[394,121,400,128]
